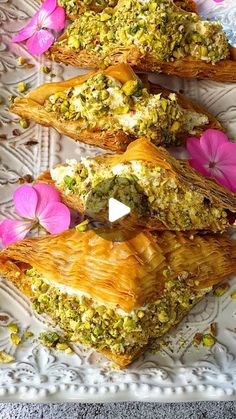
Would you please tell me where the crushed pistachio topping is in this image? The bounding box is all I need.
[59,0,229,65]
[41,66,51,74]
[28,269,207,356]
[193,322,217,349]
[75,219,89,232]
[17,82,28,93]
[51,159,229,231]
[202,333,215,347]
[58,0,117,15]
[10,333,21,346]
[231,291,236,299]
[19,119,29,129]
[24,330,34,339]
[7,323,19,333]
[39,331,73,353]
[213,283,230,297]
[17,57,27,65]
[0,351,15,364]
[44,73,208,144]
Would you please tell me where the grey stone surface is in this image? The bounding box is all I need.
[0,402,236,419]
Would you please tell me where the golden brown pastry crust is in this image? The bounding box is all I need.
[2,229,236,309]
[1,229,236,367]
[48,40,236,82]
[10,64,223,152]
[37,138,236,231]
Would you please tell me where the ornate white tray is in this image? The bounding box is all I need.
[0,0,236,402]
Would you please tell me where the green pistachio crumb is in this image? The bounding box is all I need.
[163,268,172,278]
[65,347,73,354]
[41,66,51,74]
[158,311,169,323]
[75,219,89,232]
[24,331,34,339]
[19,119,29,129]
[17,57,27,65]
[170,121,181,132]
[8,323,18,333]
[122,80,140,96]
[202,334,215,347]
[17,82,28,93]
[63,175,77,191]
[0,351,15,364]
[231,291,236,299]
[56,342,70,351]
[39,331,60,347]
[100,13,112,21]
[10,333,21,346]
[26,64,35,69]
[214,283,230,297]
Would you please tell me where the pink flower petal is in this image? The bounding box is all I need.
[26,30,55,55]
[38,202,71,234]
[189,158,211,177]
[12,14,38,43]
[187,136,209,163]
[43,6,66,30]
[215,141,236,167]
[33,183,60,217]
[13,184,38,219]
[39,0,57,16]
[214,165,236,193]
[0,219,33,247]
[199,129,229,163]
[187,136,210,177]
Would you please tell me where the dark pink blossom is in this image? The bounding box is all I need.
[187,129,236,192]
[0,183,70,247]
[12,0,65,55]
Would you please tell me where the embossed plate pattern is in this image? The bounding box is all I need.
[0,0,236,402]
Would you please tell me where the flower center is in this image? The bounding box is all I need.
[209,161,216,169]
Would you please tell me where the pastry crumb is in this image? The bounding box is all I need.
[213,283,229,297]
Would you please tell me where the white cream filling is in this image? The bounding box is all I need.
[107,87,126,109]
[185,111,209,134]
[37,278,147,316]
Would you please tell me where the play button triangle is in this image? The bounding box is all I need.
[108,198,131,223]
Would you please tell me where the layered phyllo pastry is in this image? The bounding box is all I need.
[37,138,236,232]
[48,0,236,81]
[1,228,236,367]
[10,64,221,151]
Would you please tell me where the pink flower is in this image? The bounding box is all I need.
[12,0,65,55]
[187,129,236,193]
[0,183,71,247]
[213,0,224,3]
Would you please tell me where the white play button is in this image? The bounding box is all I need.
[108,198,131,223]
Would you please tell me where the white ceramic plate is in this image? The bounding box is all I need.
[0,0,236,403]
